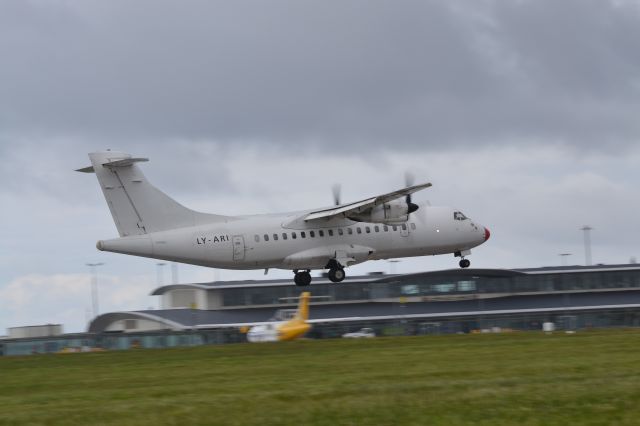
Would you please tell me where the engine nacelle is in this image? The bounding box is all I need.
[350,200,410,224]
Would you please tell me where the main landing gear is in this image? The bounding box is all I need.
[326,259,346,283]
[328,267,345,283]
[294,270,312,287]
[293,260,347,286]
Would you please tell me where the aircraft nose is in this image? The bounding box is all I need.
[484,227,491,241]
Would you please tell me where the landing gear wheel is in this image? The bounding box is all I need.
[328,268,345,283]
[459,259,471,268]
[294,271,312,286]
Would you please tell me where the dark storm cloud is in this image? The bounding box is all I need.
[1,0,640,149]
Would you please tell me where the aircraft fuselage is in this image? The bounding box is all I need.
[97,204,488,270]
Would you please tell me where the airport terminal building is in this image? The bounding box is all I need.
[3,263,640,355]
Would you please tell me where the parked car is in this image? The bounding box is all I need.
[342,328,376,338]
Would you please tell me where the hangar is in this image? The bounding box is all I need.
[3,264,640,355]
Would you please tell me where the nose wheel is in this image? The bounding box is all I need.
[293,270,312,286]
[459,259,471,268]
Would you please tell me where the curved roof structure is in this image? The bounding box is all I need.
[88,311,187,333]
[151,268,525,295]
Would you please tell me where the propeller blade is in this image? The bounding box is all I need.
[332,184,341,206]
[404,171,415,188]
[404,172,415,206]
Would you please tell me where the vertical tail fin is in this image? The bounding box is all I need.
[77,151,230,237]
[294,292,310,321]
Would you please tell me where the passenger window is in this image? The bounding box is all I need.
[383,225,388,232]
[401,224,407,230]
[338,228,344,236]
[347,228,353,235]
[273,234,279,241]
[282,233,288,240]
[328,229,334,236]
[410,223,416,230]
[365,226,371,233]
[264,234,269,241]
[292,232,297,239]
[374,225,380,232]
[356,227,362,234]
[254,235,260,243]
[301,231,306,238]
[319,230,324,237]
[392,225,397,231]
[310,231,315,238]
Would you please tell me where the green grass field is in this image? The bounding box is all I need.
[2,330,640,426]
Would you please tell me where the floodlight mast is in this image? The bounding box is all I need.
[580,226,593,266]
[86,262,104,318]
[559,253,572,267]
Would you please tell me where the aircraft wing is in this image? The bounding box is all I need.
[303,182,432,222]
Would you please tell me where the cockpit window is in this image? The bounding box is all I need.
[454,211,468,221]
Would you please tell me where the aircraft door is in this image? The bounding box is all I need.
[232,235,245,261]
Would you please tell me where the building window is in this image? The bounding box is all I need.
[124,319,137,330]
[282,233,288,240]
[264,234,269,241]
[254,235,260,243]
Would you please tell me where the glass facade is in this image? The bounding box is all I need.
[216,268,640,308]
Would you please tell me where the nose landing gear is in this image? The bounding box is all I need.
[455,250,471,269]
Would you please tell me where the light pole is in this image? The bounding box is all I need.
[580,226,593,266]
[559,253,572,267]
[388,260,401,275]
[156,262,167,287]
[86,262,104,318]
[171,263,179,284]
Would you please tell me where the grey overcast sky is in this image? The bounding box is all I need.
[1,0,639,333]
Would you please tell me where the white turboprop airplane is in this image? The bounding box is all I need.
[246,292,312,342]
[78,151,490,286]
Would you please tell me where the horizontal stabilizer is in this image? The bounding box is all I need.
[79,151,232,237]
[75,158,148,173]
[102,158,148,168]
